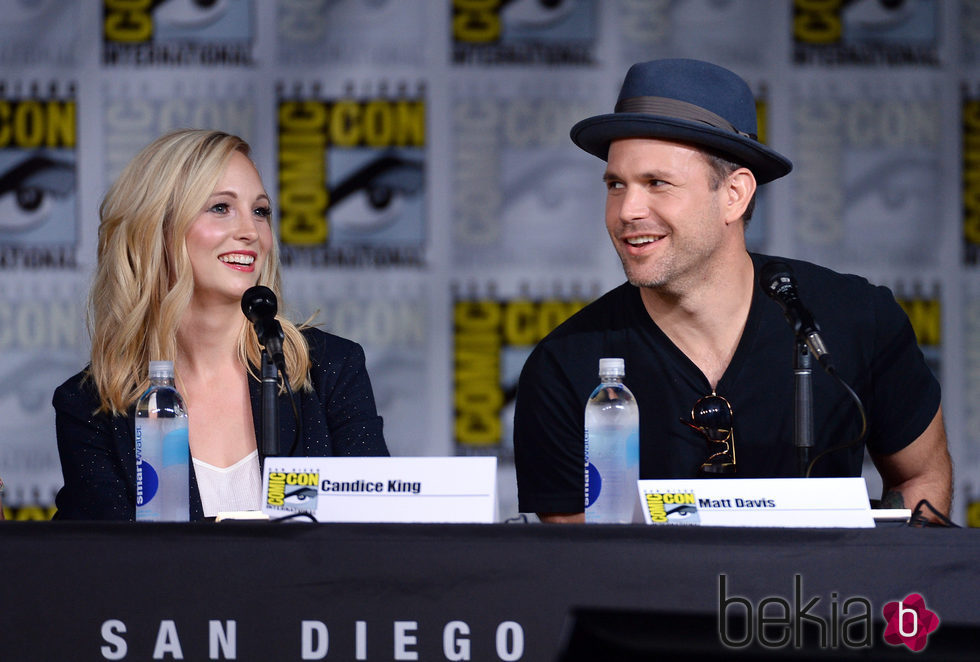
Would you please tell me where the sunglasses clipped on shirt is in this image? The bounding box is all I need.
[682,392,736,475]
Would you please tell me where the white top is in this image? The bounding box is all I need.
[192,450,262,517]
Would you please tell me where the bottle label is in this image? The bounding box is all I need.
[584,425,639,523]
[584,428,591,508]
[135,424,157,507]
[135,419,189,520]
[585,462,601,508]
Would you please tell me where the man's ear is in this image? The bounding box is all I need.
[724,168,756,224]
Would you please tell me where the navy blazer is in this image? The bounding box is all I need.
[52,328,388,520]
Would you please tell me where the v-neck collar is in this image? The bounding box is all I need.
[628,258,766,396]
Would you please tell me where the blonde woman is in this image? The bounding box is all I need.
[53,129,387,520]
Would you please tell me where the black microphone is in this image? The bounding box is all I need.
[241,285,286,372]
[242,285,287,460]
[759,261,833,369]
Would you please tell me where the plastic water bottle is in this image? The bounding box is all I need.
[584,358,639,523]
[135,360,189,521]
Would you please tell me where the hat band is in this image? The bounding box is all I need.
[614,96,756,140]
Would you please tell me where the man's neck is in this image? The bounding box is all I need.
[639,251,755,390]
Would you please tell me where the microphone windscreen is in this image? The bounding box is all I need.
[241,285,278,323]
[759,261,796,299]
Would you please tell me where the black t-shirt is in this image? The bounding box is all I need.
[513,253,941,515]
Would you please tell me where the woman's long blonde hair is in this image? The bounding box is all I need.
[89,129,310,414]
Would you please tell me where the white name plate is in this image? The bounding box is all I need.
[261,456,497,523]
[637,477,875,528]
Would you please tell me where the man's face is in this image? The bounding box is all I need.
[603,138,730,292]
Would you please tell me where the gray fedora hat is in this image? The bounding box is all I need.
[570,58,792,184]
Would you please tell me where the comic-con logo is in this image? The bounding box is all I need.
[277,1,425,66]
[277,82,426,268]
[452,0,597,65]
[0,2,77,67]
[453,293,588,450]
[267,471,319,511]
[102,0,255,66]
[0,82,77,269]
[793,0,938,66]
[964,94,980,266]
[102,78,255,186]
[895,286,942,379]
[644,492,700,525]
[792,82,940,267]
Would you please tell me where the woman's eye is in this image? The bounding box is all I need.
[254,206,272,219]
[210,203,229,213]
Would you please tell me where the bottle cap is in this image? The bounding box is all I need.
[598,357,625,378]
[148,360,175,379]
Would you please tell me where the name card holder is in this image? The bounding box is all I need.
[262,456,497,523]
[637,477,875,528]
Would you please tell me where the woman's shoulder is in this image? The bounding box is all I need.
[299,327,373,397]
[301,326,365,360]
[53,367,91,398]
[52,367,101,414]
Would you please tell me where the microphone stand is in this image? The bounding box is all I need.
[243,286,301,466]
[260,349,280,465]
[794,339,814,477]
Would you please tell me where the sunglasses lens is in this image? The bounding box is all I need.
[683,393,736,474]
[694,396,731,430]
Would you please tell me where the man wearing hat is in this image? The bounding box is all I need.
[512,59,951,523]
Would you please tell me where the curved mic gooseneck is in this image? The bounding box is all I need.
[759,261,833,371]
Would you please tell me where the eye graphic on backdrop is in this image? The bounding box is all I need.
[328,154,423,234]
[665,504,698,522]
[847,157,934,210]
[0,0,60,24]
[343,0,397,18]
[364,348,427,456]
[502,0,577,28]
[0,155,75,233]
[842,153,936,262]
[153,0,230,29]
[503,156,593,212]
[0,358,81,412]
[284,486,317,507]
[492,152,599,263]
[843,0,917,30]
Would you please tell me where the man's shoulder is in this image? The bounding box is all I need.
[750,252,904,342]
[752,252,879,298]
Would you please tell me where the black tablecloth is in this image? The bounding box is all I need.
[1,522,977,660]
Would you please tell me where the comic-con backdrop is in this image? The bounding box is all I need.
[1,1,978,526]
